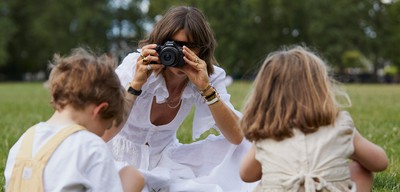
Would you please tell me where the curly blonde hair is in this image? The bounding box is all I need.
[48,48,126,126]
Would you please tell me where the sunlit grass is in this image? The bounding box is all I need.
[1,82,399,191]
[344,84,400,191]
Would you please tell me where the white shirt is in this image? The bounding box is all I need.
[108,51,255,191]
[115,51,241,140]
[4,122,123,192]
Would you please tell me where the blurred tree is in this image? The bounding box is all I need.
[3,0,114,80]
[0,1,16,70]
[198,0,258,79]
[357,0,395,81]
[246,0,293,76]
[380,1,400,69]
[144,0,400,80]
[259,0,368,67]
[1,0,399,81]
[1,0,148,80]
[147,0,188,18]
[108,0,147,61]
[246,0,398,82]
[369,1,400,73]
[342,50,364,70]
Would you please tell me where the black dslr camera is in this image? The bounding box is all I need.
[155,41,184,67]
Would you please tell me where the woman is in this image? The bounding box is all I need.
[104,6,255,192]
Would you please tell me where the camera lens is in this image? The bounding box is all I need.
[156,41,184,67]
[160,47,179,66]
[163,53,173,62]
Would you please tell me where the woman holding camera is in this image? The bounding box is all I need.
[104,5,255,192]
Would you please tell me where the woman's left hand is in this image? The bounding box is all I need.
[183,46,243,144]
[182,46,210,90]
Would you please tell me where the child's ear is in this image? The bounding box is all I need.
[93,102,109,117]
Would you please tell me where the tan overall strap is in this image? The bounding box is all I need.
[7,125,85,192]
[33,125,85,163]
[16,126,36,159]
[7,126,37,192]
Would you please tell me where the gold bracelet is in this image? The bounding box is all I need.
[206,96,220,105]
[199,84,212,96]
[205,90,216,100]
[206,93,217,102]
[202,86,216,97]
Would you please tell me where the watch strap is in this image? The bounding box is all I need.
[127,86,142,96]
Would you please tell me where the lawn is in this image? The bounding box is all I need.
[0,82,399,191]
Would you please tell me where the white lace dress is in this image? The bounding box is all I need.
[108,52,256,192]
[253,111,357,192]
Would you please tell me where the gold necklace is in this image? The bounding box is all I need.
[165,81,188,109]
[165,98,182,109]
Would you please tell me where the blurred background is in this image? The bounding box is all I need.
[0,0,399,83]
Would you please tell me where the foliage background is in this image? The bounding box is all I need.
[0,0,399,81]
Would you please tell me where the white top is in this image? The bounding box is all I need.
[254,111,356,192]
[109,51,256,191]
[115,51,241,140]
[4,122,123,192]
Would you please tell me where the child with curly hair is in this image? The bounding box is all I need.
[5,48,144,192]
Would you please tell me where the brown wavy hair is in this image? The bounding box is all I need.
[48,48,126,126]
[139,6,217,75]
[241,45,350,141]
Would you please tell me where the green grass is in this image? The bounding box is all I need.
[343,84,400,191]
[1,82,399,191]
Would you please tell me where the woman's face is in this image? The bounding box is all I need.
[170,29,200,54]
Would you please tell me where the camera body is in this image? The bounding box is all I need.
[155,41,184,67]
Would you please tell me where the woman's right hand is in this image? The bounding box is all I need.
[130,44,163,90]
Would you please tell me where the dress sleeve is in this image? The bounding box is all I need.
[192,66,242,140]
[115,52,140,87]
[338,111,356,156]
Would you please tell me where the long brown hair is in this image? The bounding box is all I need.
[139,6,217,75]
[241,45,350,141]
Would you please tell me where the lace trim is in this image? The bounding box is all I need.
[108,135,140,168]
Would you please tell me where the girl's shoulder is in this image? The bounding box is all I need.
[336,111,355,129]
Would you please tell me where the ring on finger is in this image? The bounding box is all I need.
[143,57,148,63]
[146,64,151,71]
[140,53,145,59]
[195,57,199,63]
